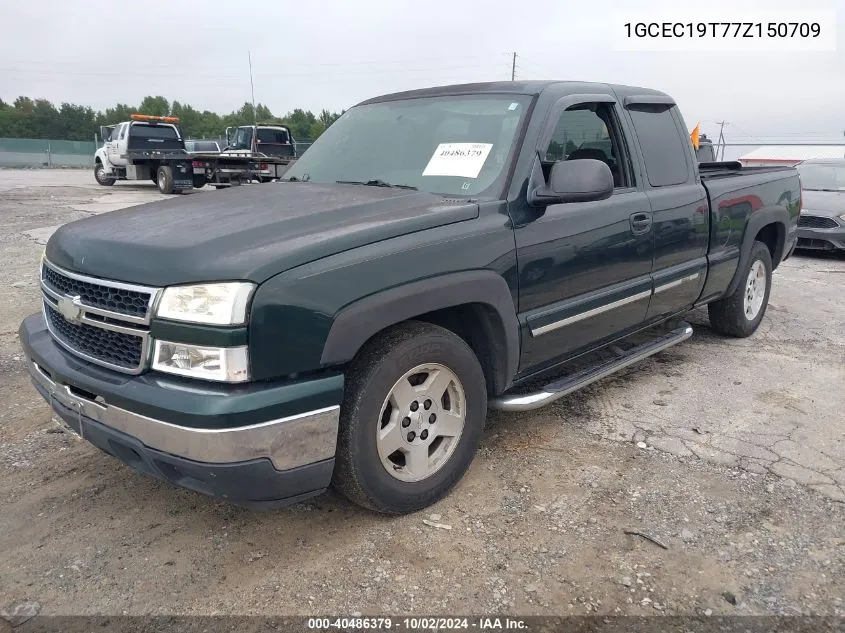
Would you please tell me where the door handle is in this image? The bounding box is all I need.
[630,213,652,235]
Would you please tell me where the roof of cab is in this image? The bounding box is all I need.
[357,81,671,106]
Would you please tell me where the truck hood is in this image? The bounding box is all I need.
[801,189,845,217]
[45,182,478,286]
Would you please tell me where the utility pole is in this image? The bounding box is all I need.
[715,120,728,160]
[248,51,257,124]
[511,52,517,81]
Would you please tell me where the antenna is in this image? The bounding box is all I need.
[248,51,256,125]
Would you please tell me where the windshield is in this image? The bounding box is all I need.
[797,162,845,191]
[231,127,254,150]
[284,95,532,196]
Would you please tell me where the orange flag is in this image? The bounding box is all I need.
[690,123,701,150]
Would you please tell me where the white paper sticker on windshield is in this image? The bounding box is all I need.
[423,143,493,179]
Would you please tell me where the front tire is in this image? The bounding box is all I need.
[156,166,174,194]
[332,321,487,514]
[94,162,115,186]
[708,240,773,337]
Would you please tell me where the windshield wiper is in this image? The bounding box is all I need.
[803,188,843,192]
[336,179,418,190]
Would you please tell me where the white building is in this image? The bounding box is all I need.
[737,146,845,167]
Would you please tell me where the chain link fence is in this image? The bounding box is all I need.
[0,138,97,167]
[0,136,314,168]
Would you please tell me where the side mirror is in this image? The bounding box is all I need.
[529,158,614,206]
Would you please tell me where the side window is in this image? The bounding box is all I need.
[118,124,127,140]
[543,104,632,188]
[109,125,121,141]
[627,105,690,187]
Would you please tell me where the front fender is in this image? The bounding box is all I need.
[320,270,520,390]
[94,148,111,172]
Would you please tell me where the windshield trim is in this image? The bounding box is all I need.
[499,93,538,202]
[358,85,545,107]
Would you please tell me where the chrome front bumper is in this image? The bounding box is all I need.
[27,356,340,470]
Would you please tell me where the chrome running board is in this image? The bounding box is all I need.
[489,322,693,412]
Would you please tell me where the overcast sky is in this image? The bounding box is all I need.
[2,0,842,148]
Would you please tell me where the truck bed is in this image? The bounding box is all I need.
[698,161,795,180]
[697,160,800,301]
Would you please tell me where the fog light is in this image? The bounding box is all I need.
[152,340,249,383]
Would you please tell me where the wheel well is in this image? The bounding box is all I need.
[414,303,509,397]
[95,157,101,164]
[755,223,785,269]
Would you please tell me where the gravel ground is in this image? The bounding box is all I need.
[0,170,843,620]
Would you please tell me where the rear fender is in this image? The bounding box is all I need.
[724,207,788,297]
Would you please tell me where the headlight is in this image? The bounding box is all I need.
[839,213,845,222]
[152,340,249,382]
[156,282,255,325]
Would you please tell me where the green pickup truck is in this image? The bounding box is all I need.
[19,81,800,514]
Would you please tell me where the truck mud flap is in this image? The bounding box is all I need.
[171,160,194,192]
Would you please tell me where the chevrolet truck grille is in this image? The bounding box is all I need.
[44,303,144,369]
[40,260,158,374]
[42,263,152,318]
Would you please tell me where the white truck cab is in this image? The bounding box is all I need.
[224,125,296,158]
[93,114,296,193]
[94,114,194,193]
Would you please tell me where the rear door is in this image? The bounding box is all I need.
[514,93,653,373]
[617,92,708,319]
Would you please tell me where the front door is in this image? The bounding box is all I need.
[109,123,128,167]
[105,123,122,167]
[514,97,653,374]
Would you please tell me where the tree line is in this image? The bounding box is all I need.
[0,95,344,142]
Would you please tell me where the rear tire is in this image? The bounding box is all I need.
[332,321,487,515]
[192,175,206,189]
[708,240,772,337]
[156,166,174,194]
[94,162,115,186]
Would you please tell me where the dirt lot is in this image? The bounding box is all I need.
[1,169,843,619]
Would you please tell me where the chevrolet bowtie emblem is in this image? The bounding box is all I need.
[57,296,83,324]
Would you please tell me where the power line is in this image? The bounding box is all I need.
[0,64,501,80]
[515,55,558,78]
[0,54,504,71]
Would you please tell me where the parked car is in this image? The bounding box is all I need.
[184,140,221,154]
[21,81,799,515]
[795,158,845,252]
